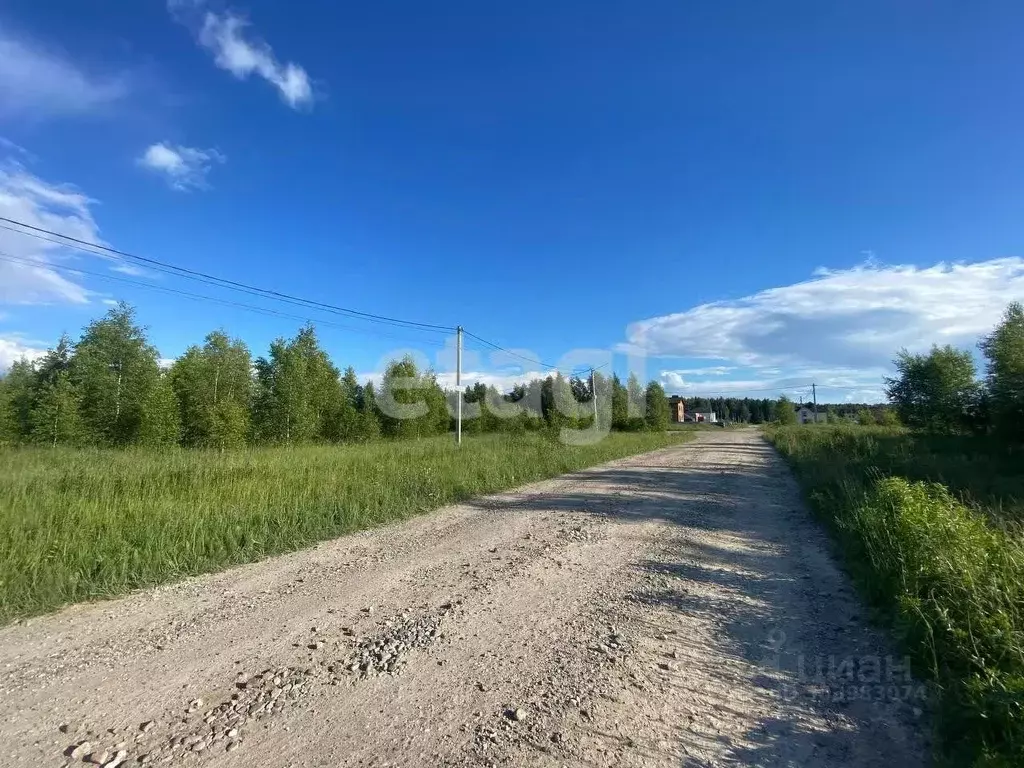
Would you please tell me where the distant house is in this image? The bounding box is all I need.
[690,411,717,424]
[667,396,685,423]
[666,396,717,424]
[796,405,823,424]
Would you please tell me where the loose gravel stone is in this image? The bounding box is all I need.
[68,741,91,759]
[341,611,446,679]
[102,749,127,767]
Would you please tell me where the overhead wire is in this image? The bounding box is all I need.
[0,216,455,333]
[0,252,455,349]
[461,329,601,377]
[3,216,829,390]
[1,216,628,374]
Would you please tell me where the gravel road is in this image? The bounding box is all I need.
[1,429,929,767]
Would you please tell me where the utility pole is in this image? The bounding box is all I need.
[456,326,463,445]
[590,368,598,424]
[812,382,818,424]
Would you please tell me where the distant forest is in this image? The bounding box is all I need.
[0,304,680,449]
[672,397,894,425]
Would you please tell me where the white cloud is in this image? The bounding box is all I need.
[435,370,550,393]
[658,367,735,389]
[137,142,224,191]
[626,259,1024,368]
[172,4,313,109]
[0,155,127,305]
[626,259,1024,403]
[0,27,128,118]
[0,335,46,370]
[110,262,147,276]
[658,369,886,402]
[0,137,33,159]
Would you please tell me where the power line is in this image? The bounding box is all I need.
[0,216,455,333]
[460,330,607,378]
[0,216,620,374]
[461,329,566,372]
[3,215,755,388]
[0,252,454,349]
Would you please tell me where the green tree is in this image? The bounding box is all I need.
[0,377,15,444]
[1,359,36,441]
[138,373,182,447]
[885,345,979,434]
[28,370,84,447]
[877,408,901,427]
[775,396,797,425]
[644,381,669,431]
[377,357,449,439]
[172,331,253,448]
[253,325,341,444]
[358,381,382,440]
[70,303,162,446]
[856,408,875,426]
[548,372,581,430]
[737,401,751,423]
[626,373,646,430]
[611,375,628,430]
[34,334,74,388]
[323,366,362,442]
[980,301,1024,441]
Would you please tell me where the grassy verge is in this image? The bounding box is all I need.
[766,425,1024,766]
[769,425,1024,526]
[0,431,687,623]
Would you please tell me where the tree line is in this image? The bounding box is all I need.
[670,396,896,426]
[884,301,1024,439]
[0,304,673,449]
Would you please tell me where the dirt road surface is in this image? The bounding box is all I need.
[1,429,929,767]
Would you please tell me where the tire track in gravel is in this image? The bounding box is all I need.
[0,430,930,767]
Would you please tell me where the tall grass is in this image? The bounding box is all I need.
[767,425,1024,766]
[770,425,1024,527]
[0,431,686,623]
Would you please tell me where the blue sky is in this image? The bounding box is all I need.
[2,1,1024,402]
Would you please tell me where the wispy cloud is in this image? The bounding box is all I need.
[658,366,735,385]
[170,3,313,109]
[627,259,1024,402]
[137,142,225,191]
[0,150,130,305]
[0,27,128,119]
[110,263,147,276]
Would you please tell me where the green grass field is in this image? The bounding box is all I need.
[766,425,1024,767]
[0,431,686,623]
[768,424,1024,527]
